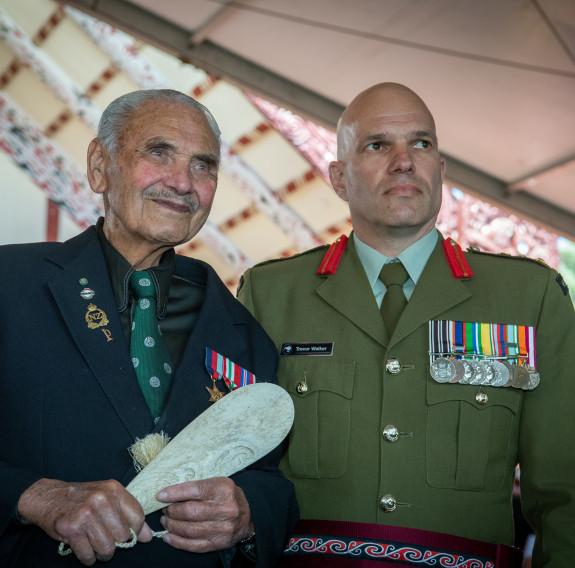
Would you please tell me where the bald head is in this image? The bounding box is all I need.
[337,83,437,160]
[328,81,445,255]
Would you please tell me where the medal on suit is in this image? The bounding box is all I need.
[206,379,224,402]
[204,348,257,402]
[429,320,539,391]
[430,357,456,383]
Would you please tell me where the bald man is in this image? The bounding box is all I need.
[238,83,575,567]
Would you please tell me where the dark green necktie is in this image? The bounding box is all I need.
[129,270,173,422]
[379,261,409,336]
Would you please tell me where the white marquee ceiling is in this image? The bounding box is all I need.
[1,0,573,288]
[66,0,575,238]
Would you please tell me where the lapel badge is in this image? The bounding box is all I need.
[85,303,109,330]
[79,277,88,286]
[80,287,95,300]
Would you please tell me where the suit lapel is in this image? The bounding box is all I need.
[391,238,473,346]
[156,259,249,435]
[316,238,387,347]
[46,228,152,439]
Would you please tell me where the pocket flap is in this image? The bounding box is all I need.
[280,357,355,399]
[427,375,522,414]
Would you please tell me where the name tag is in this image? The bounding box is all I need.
[280,342,334,356]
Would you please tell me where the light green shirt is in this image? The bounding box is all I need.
[354,229,439,307]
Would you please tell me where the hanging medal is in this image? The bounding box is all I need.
[429,320,538,391]
[205,348,257,402]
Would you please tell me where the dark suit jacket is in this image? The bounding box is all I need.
[0,227,298,567]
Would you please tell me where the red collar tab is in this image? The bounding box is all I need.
[317,235,348,275]
[442,238,474,279]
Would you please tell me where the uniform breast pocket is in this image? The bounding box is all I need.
[426,380,522,491]
[279,357,355,479]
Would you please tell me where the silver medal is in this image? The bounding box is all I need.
[469,360,485,385]
[501,361,516,387]
[478,360,496,385]
[525,366,540,390]
[450,359,466,383]
[459,360,474,384]
[430,357,456,383]
[491,361,510,387]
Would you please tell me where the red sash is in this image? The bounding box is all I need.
[279,520,523,568]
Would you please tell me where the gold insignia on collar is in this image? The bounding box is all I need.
[85,303,109,330]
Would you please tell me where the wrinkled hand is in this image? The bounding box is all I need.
[157,477,254,553]
[17,478,152,566]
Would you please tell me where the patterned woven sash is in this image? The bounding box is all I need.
[279,520,522,568]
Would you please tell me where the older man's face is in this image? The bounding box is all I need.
[91,100,219,263]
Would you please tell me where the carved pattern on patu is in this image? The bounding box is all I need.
[126,382,294,515]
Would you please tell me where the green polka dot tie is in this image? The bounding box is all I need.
[129,270,173,422]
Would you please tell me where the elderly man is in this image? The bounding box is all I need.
[238,83,575,567]
[0,89,298,567]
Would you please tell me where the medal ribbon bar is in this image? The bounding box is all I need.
[205,348,257,391]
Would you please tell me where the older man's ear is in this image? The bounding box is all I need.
[87,138,108,195]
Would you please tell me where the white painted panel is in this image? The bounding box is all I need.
[0,0,58,37]
[58,208,83,242]
[239,131,310,190]
[200,81,265,144]
[0,153,46,244]
[284,178,350,233]
[42,18,111,91]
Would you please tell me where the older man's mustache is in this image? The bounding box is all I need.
[144,189,199,212]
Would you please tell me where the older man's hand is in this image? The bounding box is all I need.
[17,478,152,566]
[157,477,254,553]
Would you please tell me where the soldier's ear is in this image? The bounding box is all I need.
[329,160,348,202]
[87,139,108,195]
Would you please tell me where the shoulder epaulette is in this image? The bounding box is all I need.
[248,244,329,270]
[317,235,348,275]
[467,246,550,268]
[466,247,569,294]
[442,238,473,279]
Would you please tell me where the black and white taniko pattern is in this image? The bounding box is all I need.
[284,534,495,567]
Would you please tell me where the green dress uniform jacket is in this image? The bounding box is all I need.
[238,233,575,567]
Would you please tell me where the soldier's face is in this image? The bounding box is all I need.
[329,86,445,243]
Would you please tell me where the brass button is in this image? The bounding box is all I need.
[475,392,488,405]
[296,381,308,394]
[385,359,401,375]
[380,494,397,512]
[383,425,399,442]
